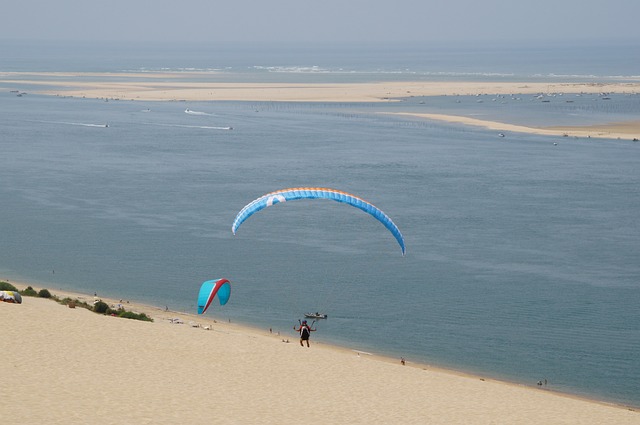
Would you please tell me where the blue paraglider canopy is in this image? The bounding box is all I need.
[231,187,406,255]
[197,279,231,314]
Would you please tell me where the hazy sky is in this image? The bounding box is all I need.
[2,0,639,45]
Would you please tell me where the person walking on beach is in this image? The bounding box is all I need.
[294,320,315,347]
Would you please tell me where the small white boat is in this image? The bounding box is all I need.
[305,312,328,319]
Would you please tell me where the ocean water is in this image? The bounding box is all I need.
[1,41,639,407]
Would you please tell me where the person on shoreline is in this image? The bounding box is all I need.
[293,320,315,347]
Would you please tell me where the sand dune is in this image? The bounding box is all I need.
[2,286,638,425]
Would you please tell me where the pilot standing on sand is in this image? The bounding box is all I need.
[293,320,315,347]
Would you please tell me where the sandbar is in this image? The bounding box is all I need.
[3,72,639,140]
[1,72,638,103]
[389,112,640,140]
[2,283,638,424]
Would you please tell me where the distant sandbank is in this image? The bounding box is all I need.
[389,112,640,141]
[3,72,639,140]
[2,71,639,102]
[2,282,639,424]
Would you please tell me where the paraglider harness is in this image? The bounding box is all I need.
[298,319,315,340]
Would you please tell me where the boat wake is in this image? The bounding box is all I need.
[143,122,232,131]
[185,108,215,116]
[37,120,109,128]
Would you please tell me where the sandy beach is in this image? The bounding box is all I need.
[3,72,639,140]
[2,283,638,424]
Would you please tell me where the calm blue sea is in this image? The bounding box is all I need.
[1,40,639,407]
